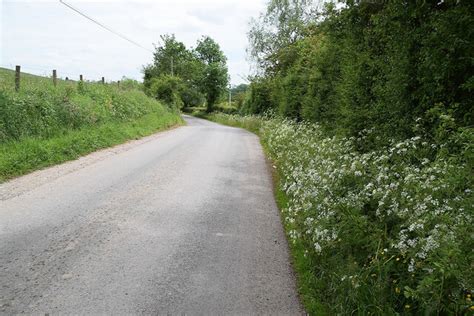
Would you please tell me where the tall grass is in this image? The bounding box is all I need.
[0,68,182,181]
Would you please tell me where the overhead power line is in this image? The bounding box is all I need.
[59,0,153,53]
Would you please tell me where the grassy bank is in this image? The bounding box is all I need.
[0,112,180,182]
[204,113,473,315]
[0,68,182,182]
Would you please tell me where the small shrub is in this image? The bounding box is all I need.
[148,75,184,109]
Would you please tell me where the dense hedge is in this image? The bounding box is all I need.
[243,1,473,148]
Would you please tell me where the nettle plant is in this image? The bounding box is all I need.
[255,117,472,314]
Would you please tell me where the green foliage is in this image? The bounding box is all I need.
[0,67,182,181]
[246,1,474,147]
[0,112,181,182]
[143,34,204,107]
[144,34,201,83]
[195,36,229,112]
[230,83,248,95]
[119,77,142,91]
[248,0,317,70]
[233,91,246,109]
[207,113,473,315]
[144,34,229,112]
[213,1,474,313]
[180,85,205,108]
[148,75,184,109]
[0,79,160,142]
[206,113,262,134]
[228,84,248,109]
[241,78,274,115]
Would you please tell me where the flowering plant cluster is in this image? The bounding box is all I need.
[211,113,473,315]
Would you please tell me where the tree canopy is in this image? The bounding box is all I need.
[143,34,228,111]
[195,36,229,112]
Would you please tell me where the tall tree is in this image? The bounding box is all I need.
[148,35,204,84]
[153,35,190,77]
[195,36,229,112]
[144,34,206,108]
[248,0,319,73]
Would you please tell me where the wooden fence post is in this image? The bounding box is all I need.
[80,74,83,82]
[15,65,21,92]
[52,69,57,87]
[101,77,105,84]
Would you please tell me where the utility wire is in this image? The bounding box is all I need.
[59,0,153,53]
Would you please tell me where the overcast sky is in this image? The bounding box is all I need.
[0,0,266,85]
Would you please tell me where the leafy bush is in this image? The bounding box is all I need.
[240,78,274,115]
[147,75,183,109]
[208,113,473,315]
[180,85,205,108]
[119,77,143,91]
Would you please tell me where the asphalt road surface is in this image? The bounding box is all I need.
[0,115,302,314]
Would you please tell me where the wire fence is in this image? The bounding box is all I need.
[0,63,81,79]
[1,64,110,80]
[0,64,120,91]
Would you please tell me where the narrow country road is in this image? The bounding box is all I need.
[0,115,302,314]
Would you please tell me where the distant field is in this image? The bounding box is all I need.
[0,67,183,181]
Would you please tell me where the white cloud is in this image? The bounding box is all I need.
[0,0,266,84]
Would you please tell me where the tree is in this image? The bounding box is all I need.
[248,0,318,72]
[144,34,206,108]
[195,36,229,112]
[231,84,248,95]
[152,34,194,79]
[144,34,229,112]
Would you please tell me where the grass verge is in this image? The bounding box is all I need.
[201,112,324,314]
[270,162,328,315]
[0,112,182,182]
[201,112,473,315]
